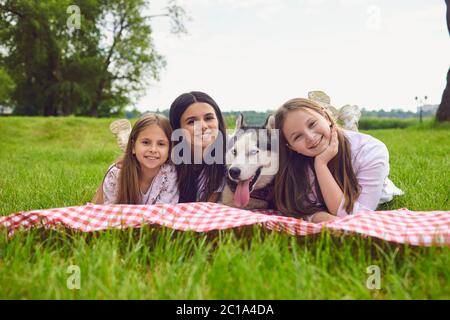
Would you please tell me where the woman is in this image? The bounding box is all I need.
[169,91,228,203]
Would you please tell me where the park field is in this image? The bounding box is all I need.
[0,116,449,299]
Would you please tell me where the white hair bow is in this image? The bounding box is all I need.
[110,119,132,152]
[308,91,361,131]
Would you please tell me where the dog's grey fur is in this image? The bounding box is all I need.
[220,113,278,209]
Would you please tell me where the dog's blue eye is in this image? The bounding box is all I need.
[250,150,259,155]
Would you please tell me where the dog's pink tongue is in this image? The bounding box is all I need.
[234,179,251,208]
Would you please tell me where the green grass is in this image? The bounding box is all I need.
[0,116,449,299]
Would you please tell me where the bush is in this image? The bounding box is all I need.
[358,117,423,130]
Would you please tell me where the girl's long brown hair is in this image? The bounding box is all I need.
[274,98,360,216]
[115,113,173,204]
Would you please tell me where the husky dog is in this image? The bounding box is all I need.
[220,113,279,209]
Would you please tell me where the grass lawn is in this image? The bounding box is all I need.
[0,116,449,299]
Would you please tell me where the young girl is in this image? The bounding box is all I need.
[169,91,228,203]
[274,98,402,223]
[98,113,179,205]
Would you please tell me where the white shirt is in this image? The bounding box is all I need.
[308,130,403,217]
[102,163,179,205]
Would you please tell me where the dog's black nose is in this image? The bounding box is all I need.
[229,167,241,179]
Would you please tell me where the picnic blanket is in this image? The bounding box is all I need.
[0,202,449,247]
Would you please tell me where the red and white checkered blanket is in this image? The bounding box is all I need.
[0,202,449,247]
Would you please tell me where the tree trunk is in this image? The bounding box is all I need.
[90,78,105,117]
[90,95,100,117]
[436,68,450,122]
[436,0,450,122]
[447,0,450,34]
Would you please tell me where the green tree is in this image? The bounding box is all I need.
[0,66,14,106]
[0,0,187,116]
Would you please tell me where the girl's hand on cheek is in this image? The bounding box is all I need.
[314,125,339,166]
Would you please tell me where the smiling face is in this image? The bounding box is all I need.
[179,102,219,150]
[132,124,170,173]
[282,108,332,157]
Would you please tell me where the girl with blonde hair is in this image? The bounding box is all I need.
[274,98,402,223]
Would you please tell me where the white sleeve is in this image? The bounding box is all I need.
[102,165,120,205]
[336,141,390,217]
[157,165,179,204]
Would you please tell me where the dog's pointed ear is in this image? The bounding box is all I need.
[235,112,245,130]
[264,114,275,130]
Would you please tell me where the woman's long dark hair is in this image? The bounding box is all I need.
[169,91,227,202]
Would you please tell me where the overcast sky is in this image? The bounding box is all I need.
[136,0,450,112]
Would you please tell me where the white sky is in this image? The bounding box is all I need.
[135,0,450,112]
